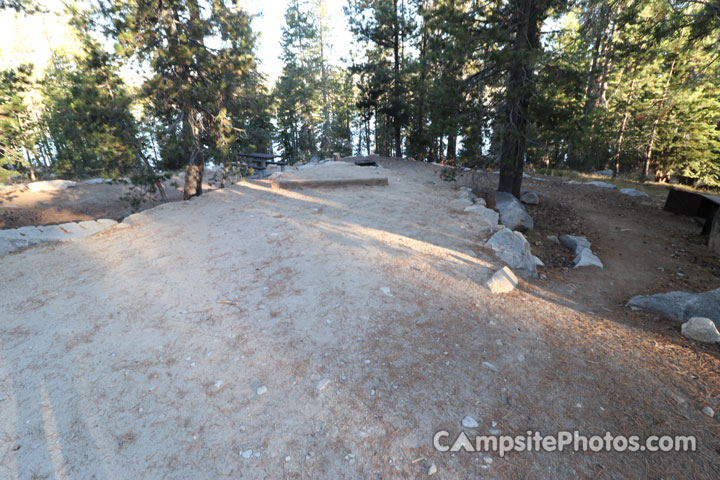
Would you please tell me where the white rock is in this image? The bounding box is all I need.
[573,248,604,268]
[485,229,541,278]
[482,361,499,372]
[316,379,331,391]
[472,196,487,206]
[559,234,591,255]
[256,385,268,396]
[702,406,715,418]
[82,178,113,185]
[585,181,616,189]
[380,286,393,297]
[427,461,437,476]
[494,192,533,231]
[620,188,649,197]
[461,416,479,428]
[242,449,253,458]
[483,456,493,464]
[485,266,518,294]
[27,180,77,192]
[681,317,720,343]
[519,191,539,205]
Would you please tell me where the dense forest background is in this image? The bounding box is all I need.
[1,0,719,196]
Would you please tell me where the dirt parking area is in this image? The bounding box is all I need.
[0,159,718,479]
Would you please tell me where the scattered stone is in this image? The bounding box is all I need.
[462,416,479,428]
[449,198,473,211]
[585,181,617,189]
[702,406,715,418]
[627,288,720,327]
[485,229,542,278]
[485,266,518,294]
[380,286,393,297]
[620,188,649,197]
[256,385,268,396]
[681,317,720,343]
[559,234,591,255]
[574,248,604,269]
[483,456,493,464]
[482,361,499,372]
[27,180,77,192]
[596,169,614,177]
[473,196,487,206]
[519,190,539,205]
[316,379,331,391]
[494,192,534,231]
[546,235,559,244]
[242,449,253,459]
[427,461,437,476]
[82,178,113,185]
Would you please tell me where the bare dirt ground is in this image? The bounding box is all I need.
[1,158,718,479]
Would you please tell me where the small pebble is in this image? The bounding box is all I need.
[256,385,268,396]
[484,456,493,464]
[427,461,437,476]
[316,379,331,391]
[242,449,253,459]
[462,416,479,428]
[702,406,714,418]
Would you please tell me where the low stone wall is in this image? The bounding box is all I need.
[0,219,117,256]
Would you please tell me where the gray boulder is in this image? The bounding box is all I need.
[573,248,603,268]
[627,288,720,328]
[559,234,591,255]
[519,190,539,205]
[494,192,534,231]
[585,181,617,189]
[681,317,720,343]
[596,169,614,177]
[485,228,542,278]
[710,210,720,256]
[620,188,649,197]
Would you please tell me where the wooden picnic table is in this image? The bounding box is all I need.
[237,153,287,177]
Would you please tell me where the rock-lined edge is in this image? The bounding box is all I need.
[0,218,118,256]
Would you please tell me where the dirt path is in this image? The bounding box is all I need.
[1,159,718,479]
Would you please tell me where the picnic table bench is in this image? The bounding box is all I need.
[237,153,287,178]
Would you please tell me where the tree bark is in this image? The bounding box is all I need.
[447,131,457,160]
[392,0,402,158]
[498,0,542,197]
[643,57,676,180]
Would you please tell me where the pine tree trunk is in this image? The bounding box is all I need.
[613,67,637,175]
[643,58,676,180]
[447,131,457,160]
[392,0,402,158]
[498,0,540,197]
[183,165,203,200]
